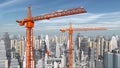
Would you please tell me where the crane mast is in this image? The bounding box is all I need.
[16,6,86,68]
[60,23,107,68]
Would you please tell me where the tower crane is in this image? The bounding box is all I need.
[16,6,86,68]
[60,23,107,68]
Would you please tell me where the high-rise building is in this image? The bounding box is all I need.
[118,39,120,49]
[113,53,120,68]
[10,39,16,59]
[20,40,26,58]
[88,47,95,61]
[104,40,109,52]
[10,39,16,49]
[109,36,118,51]
[103,50,120,68]
[2,32,11,64]
[54,35,61,58]
[88,47,95,68]
[2,32,10,51]
[10,35,26,59]
[0,40,8,68]
[80,37,90,55]
[55,44,60,58]
[75,33,81,49]
[100,38,104,56]
[95,37,100,60]
[45,35,50,53]
[103,52,113,68]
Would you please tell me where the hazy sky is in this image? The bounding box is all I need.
[0,0,120,35]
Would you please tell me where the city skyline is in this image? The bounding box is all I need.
[1,32,120,68]
[0,0,120,35]
[0,1,120,68]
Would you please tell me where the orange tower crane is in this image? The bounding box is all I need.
[60,23,107,68]
[16,6,86,68]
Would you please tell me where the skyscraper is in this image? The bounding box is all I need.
[0,40,8,68]
[109,36,118,51]
[88,47,95,68]
[113,53,120,68]
[95,37,100,60]
[117,37,120,49]
[75,33,81,49]
[2,32,11,64]
[45,35,50,55]
[2,32,10,51]
[100,38,104,56]
[55,44,60,58]
[103,52,113,68]
[104,40,109,52]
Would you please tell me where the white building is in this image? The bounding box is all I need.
[55,44,60,58]
[109,36,118,51]
[45,35,50,53]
